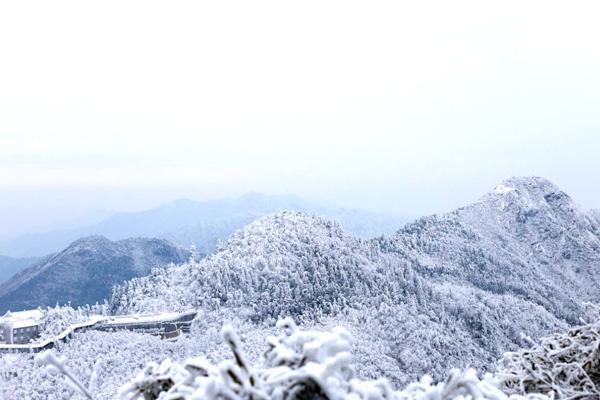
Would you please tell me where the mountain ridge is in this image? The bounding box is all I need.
[109,176,599,382]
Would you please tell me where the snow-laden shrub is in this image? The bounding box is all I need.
[117,319,548,400]
[38,305,91,340]
[497,320,600,398]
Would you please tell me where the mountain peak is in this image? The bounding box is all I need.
[230,210,346,243]
[70,234,111,244]
[494,176,563,196]
[435,176,600,265]
[482,176,576,213]
[65,235,112,252]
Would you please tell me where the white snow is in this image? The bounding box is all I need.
[494,184,515,194]
[11,318,38,329]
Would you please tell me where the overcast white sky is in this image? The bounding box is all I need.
[1,1,599,237]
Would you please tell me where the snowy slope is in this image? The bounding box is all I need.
[0,236,190,313]
[591,209,600,224]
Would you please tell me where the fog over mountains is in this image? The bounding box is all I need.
[0,194,406,313]
[0,193,407,258]
[109,176,600,382]
[0,255,40,284]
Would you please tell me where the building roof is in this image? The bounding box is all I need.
[0,309,43,330]
[2,309,44,320]
[12,318,38,329]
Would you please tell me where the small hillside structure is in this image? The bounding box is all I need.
[0,309,43,344]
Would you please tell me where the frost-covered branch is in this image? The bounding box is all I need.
[35,350,94,399]
[497,320,600,398]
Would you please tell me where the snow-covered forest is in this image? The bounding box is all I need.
[107,178,600,383]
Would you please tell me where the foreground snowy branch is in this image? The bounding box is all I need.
[35,351,94,399]
[117,318,549,400]
[497,321,600,398]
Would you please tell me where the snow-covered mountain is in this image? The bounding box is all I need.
[0,193,407,258]
[111,212,388,317]
[0,236,189,313]
[109,177,599,383]
[389,176,600,324]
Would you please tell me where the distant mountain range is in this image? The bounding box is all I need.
[0,193,407,258]
[0,236,189,313]
[110,177,600,383]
